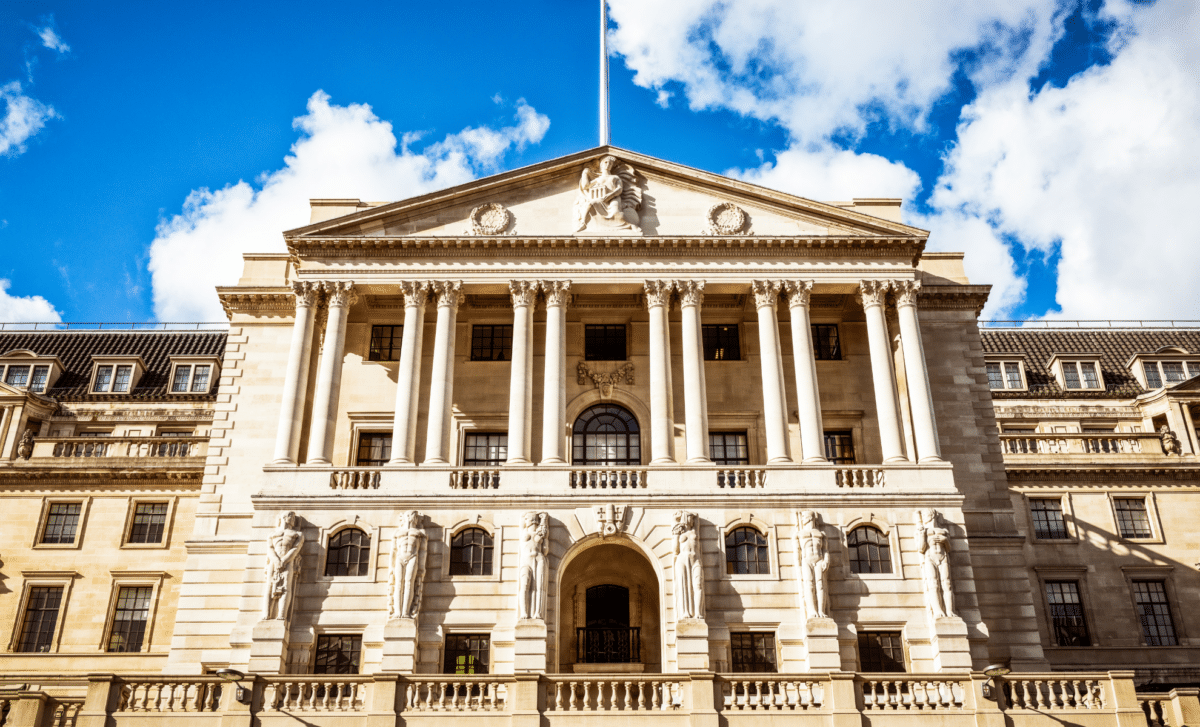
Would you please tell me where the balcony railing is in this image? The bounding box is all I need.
[20,436,209,463]
[1000,433,1166,458]
[576,627,641,664]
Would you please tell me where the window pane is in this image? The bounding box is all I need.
[1162,362,1186,383]
[811,324,841,360]
[572,404,640,466]
[450,528,494,576]
[29,365,49,392]
[1133,580,1178,646]
[93,365,113,392]
[113,365,133,393]
[5,364,31,387]
[191,365,211,392]
[584,325,627,361]
[725,527,769,575]
[314,635,362,674]
[823,431,855,464]
[1188,362,1200,379]
[1045,581,1091,646]
[128,503,168,544]
[171,366,191,393]
[1004,363,1023,389]
[463,433,507,466]
[709,432,749,465]
[986,363,1003,389]
[369,325,403,362]
[848,527,892,574]
[41,503,81,544]
[1144,362,1163,389]
[444,634,490,674]
[470,325,512,361]
[858,632,905,672]
[1030,499,1068,539]
[1079,362,1099,389]
[325,529,371,577]
[356,433,392,466]
[730,632,777,673]
[1114,498,1152,538]
[107,586,153,652]
[18,586,63,652]
[702,324,740,361]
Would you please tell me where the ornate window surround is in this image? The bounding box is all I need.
[840,516,903,581]
[0,350,64,393]
[852,624,910,672]
[718,515,780,582]
[707,412,763,467]
[88,355,147,395]
[346,412,394,467]
[167,355,221,395]
[442,518,502,583]
[119,496,178,550]
[453,414,509,467]
[1127,352,1200,389]
[97,571,167,653]
[8,571,81,653]
[315,519,379,584]
[1119,565,1186,647]
[31,496,93,550]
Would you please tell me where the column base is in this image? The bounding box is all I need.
[385,459,417,467]
[650,457,678,466]
[505,459,534,467]
[270,458,297,466]
[686,457,713,465]
[421,458,449,465]
[803,456,828,464]
[883,455,910,464]
[304,459,332,466]
[767,456,793,464]
[918,455,945,464]
[539,457,566,465]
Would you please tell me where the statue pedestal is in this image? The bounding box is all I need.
[248,619,289,673]
[804,617,842,671]
[675,618,710,671]
[931,616,972,671]
[514,619,548,673]
[382,618,418,673]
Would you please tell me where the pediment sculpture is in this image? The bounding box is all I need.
[573,155,642,234]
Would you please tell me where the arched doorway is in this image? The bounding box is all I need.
[572,404,641,465]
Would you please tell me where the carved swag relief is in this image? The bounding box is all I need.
[576,361,635,398]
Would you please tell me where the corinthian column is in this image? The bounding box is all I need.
[677,281,711,463]
[645,280,676,465]
[306,281,357,465]
[387,282,428,465]
[894,281,942,463]
[752,280,792,463]
[506,281,538,465]
[783,281,826,463]
[858,280,907,463]
[422,281,464,465]
[272,281,320,464]
[540,281,572,464]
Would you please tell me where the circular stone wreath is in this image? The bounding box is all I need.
[469,203,510,235]
[706,202,748,235]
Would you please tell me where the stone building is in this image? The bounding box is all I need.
[0,146,1195,726]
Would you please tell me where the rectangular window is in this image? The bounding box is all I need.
[171,365,191,393]
[5,364,31,387]
[355,433,392,467]
[1114,498,1152,538]
[128,503,168,544]
[812,324,841,361]
[584,324,627,361]
[1005,362,1023,389]
[369,325,403,362]
[1030,499,1068,539]
[463,433,507,466]
[93,365,114,392]
[1162,362,1186,384]
[1144,361,1164,389]
[702,324,740,361]
[1079,362,1099,389]
[444,633,490,674]
[112,365,133,393]
[824,430,855,464]
[17,586,63,653]
[1045,581,1091,646]
[730,632,777,673]
[858,632,904,673]
[191,365,211,392]
[314,634,362,674]
[1063,363,1080,389]
[1133,580,1178,646]
[41,502,82,545]
[470,325,512,362]
[709,432,749,465]
[107,586,153,652]
[986,363,1004,390]
[1189,362,1200,379]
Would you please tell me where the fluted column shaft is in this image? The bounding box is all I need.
[388,282,428,465]
[272,282,320,464]
[306,281,356,465]
[540,281,572,464]
[752,281,792,463]
[645,281,676,465]
[506,281,538,465]
[894,281,942,463]
[784,281,826,463]
[423,281,463,465]
[859,280,907,463]
[677,281,711,463]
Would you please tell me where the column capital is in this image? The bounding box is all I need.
[292,281,321,308]
[322,281,358,308]
[782,280,814,309]
[751,280,782,310]
[430,281,464,311]
[676,280,705,307]
[856,279,891,309]
[509,280,539,308]
[893,279,921,307]
[541,280,573,308]
[398,281,428,308]
[644,280,673,308]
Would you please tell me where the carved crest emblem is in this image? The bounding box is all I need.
[594,504,628,538]
[577,361,635,399]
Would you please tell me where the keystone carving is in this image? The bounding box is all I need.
[594,504,628,538]
[577,361,635,398]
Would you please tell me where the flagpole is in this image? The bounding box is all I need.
[599,0,610,146]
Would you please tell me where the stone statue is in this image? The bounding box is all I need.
[672,510,704,620]
[389,510,428,620]
[915,509,957,619]
[1160,425,1183,456]
[263,511,304,621]
[17,429,34,460]
[796,510,830,620]
[573,155,642,233]
[517,512,549,620]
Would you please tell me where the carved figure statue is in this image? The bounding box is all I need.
[389,511,428,619]
[1160,425,1183,456]
[263,511,305,621]
[17,429,34,460]
[796,510,830,620]
[572,155,642,233]
[915,509,957,619]
[517,512,549,620]
[672,510,704,620]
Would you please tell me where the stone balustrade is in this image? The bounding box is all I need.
[262,677,367,712]
[720,674,825,711]
[401,676,507,712]
[859,674,967,710]
[22,436,209,463]
[999,432,1168,458]
[545,675,685,712]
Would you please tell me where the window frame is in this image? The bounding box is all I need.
[1043,580,1092,647]
[709,431,749,466]
[1107,492,1163,543]
[842,520,901,580]
[702,324,742,361]
[166,356,221,396]
[443,520,502,582]
[724,525,771,577]
[984,357,1028,391]
[811,324,843,361]
[1121,568,1186,647]
[1047,355,1105,391]
[823,430,857,465]
[0,353,62,393]
[729,631,778,674]
[8,573,79,654]
[583,324,629,362]
[1034,566,1098,649]
[89,357,146,395]
[718,517,779,582]
[354,431,393,467]
[32,497,92,550]
[120,497,177,550]
[316,521,379,584]
[856,630,907,673]
[469,324,514,362]
[1129,355,1200,390]
[312,633,364,675]
[1027,495,1074,541]
[462,431,508,467]
[368,324,404,362]
[443,632,492,675]
[98,572,166,654]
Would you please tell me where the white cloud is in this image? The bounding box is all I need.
[0,81,58,157]
[147,91,550,321]
[0,279,62,323]
[732,145,921,203]
[37,25,70,53]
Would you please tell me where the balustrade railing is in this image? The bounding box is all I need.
[401,676,507,712]
[859,676,966,710]
[1141,694,1174,727]
[717,468,767,488]
[719,675,824,711]
[576,627,640,664]
[36,436,209,461]
[48,699,83,727]
[1000,433,1161,456]
[329,468,381,489]
[570,468,647,488]
[116,679,223,712]
[450,468,501,489]
[262,677,367,712]
[1003,677,1105,710]
[835,467,885,487]
[545,676,684,712]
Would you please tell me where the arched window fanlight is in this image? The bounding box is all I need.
[449,527,494,576]
[725,526,770,575]
[572,404,641,466]
[325,528,370,577]
[847,526,892,574]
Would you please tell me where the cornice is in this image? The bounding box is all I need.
[917,285,992,316]
[53,407,216,421]
[1007,465,1200,481]
[217,287,296,319]
[0,469,203,485]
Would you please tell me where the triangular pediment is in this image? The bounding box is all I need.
[284,146,927,241]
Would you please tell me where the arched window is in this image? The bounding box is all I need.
[572,404,641,466]
[325,528,370,577]
[725,526,770,575]
[847,526,891,574]
[449,527,494,576]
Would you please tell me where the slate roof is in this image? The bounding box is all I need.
[0,330,227,401]
[981,328,1200,399]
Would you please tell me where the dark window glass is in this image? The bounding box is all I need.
[128,503,168,544]
[356,433,392,466]
[107,586,153,653]
[812,325,841,360]
[584,325,627,361]
[444,634,490,674]
[41,502,82,544]
[1045,581,1091,646]
[730,632,776,673]
[572,404,640,465]
[726,527,769,575]
[369,325,403,362]
[325,528,371,577]
[1063,362,1081,389]
[17,586,63,653]
[314,634,362,674]
[29,365,50,393]
[449,528,494,576]
[1030,499,1068,539]
[463,433,507,466]
[93,365,113,392]
[1188,362,1200,379]
[858,632,905,672]
[470,325,512,361]
[113,365,133,393]
[171,366,191,393]
[1133,580,1178,646]
[848,527,892,574]
[1079,362,1100,389]
[5,364,30,387]
[1144,362,1163,389]
[1163,362,1186,383]
[1114,498,1152,538]
[191,365,211,392]
[824,431,855,464]
[702,324,740,361]
[986,363,1004,390]
[710,432,749,465]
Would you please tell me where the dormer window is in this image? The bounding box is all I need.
[1047,354,1105,391]
[89,357,146,395]
[167,356,221,395]
[0,351,62,393]
[985,359,1026,390]
[1128,352,1200,390]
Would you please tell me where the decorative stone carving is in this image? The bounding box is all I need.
[517,511,549,620]
[672,510,704,620]
[782,280,814,309]
[293,280,320,308]
[576,361,635,398]
[676,280,705,308]
[704,202,749,235]
[796,510,830,620]
[594,504,628,538]
[322,281,358,308]
[389,510,428,620]
[1160,425,1183,456]
[750,280,782,310]
[398,281,428,308]
[857,280,891,309]
[263,512,305,621]
[916,509,957,619]
[893,280,921,307]
[16,429,34,460]
[541,280,573,307]
[643,280,673,308]
[509,280,539,308]
[430,280,464,311]
[573,155,642,233]
[468,202,511,235]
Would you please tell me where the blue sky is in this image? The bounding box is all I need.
[1,0,1197,323]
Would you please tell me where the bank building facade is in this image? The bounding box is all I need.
[0,146,1199,727]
